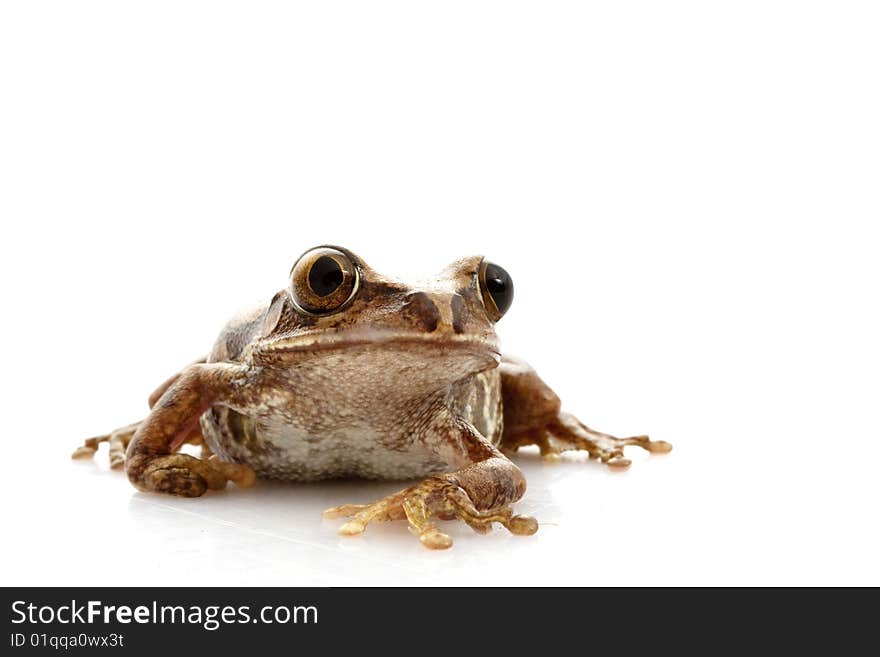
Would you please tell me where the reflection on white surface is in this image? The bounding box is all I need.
[6,431,879,586]
[10,446,675,586]
[101,448,573,586]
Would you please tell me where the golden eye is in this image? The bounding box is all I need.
[289,247,359,315]
[479,260,514,322]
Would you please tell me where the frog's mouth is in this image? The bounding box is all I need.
[254,330,501,363]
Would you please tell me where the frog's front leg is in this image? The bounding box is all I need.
[323,423,538,550]
[124,362,256,497]
[499,356,672,468]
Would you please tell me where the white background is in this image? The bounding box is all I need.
[2,2,878,586]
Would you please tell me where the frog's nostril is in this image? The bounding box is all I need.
[402,292,440,333]
[451,294,468,334]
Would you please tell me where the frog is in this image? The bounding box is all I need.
[73,245,671,549]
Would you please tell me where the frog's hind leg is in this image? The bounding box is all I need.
[498,355,671,469]
[72,422,210,469]
[542,413,671,468]
[72,422,139,469]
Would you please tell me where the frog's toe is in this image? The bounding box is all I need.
[324,493,408,538]
[506,515,539,535]
[71,444,99,459]
[71,434,108,460]
[322,504,370,520]
[418,528,453,550]
[209,458,257,488]
[339,520,368,536]
[540,449,562,463]
[646,439,673,454]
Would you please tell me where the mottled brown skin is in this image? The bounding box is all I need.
[74,246,670,549]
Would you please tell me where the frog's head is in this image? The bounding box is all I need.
[252,245,513,378]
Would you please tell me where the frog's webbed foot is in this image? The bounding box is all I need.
[323,476,538,550]
[542,412,672,469]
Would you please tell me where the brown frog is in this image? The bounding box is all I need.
[73,246,671,549]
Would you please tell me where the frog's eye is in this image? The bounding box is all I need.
[289,247,359,315]
[478,260,514,321]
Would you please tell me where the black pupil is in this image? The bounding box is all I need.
[308,256,344,297]
[485,262,513,316]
